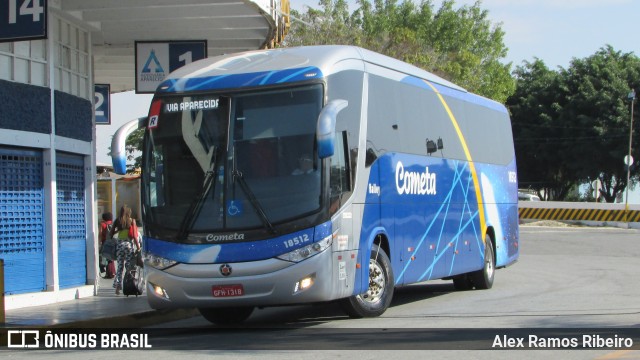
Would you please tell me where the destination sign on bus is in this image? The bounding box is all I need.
[165,98,219,112]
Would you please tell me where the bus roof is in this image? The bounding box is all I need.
[159,45,467,94]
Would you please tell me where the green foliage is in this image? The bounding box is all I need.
[560,46,640,202]
[508,59,571,200]
[106,128,143,174]
[284,0,515,102]
[507,46,640,202]
[125,128,144,172]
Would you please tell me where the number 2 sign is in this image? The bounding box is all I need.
[1,0,48,43]
[95,84,110,125]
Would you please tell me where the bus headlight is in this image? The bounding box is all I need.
[277,236,332,263]
[145,252,178,270]
[149,282,170,299]
[294,274,316,293]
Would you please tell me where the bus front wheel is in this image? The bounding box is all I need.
[198,306,254,325]
[341,244,394,318]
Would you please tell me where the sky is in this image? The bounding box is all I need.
[96,0,640,201]
[292,0,640,70]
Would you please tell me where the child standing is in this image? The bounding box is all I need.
[99,212,115,278]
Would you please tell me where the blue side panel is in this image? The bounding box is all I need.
[361,153,486,286]
[156,67,324,93]
[477,158,520,267]
[359,152,519,288]
[0,147,46,294]
[56,154,87,288]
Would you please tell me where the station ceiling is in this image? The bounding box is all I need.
[58,0,286,93]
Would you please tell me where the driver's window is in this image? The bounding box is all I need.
[329,131,350,200]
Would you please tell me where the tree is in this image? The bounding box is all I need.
[560,46,640,202]
[107,128,144,173]
[125,128,144,171]
[284,0,515,102]
[284,0,359,46]
[507,59,573,200]
[507,46,640,202]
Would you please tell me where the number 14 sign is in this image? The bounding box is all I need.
[1,0,48,43]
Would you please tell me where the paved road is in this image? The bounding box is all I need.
[9,225,640,359]
[155,225,640,329]
[133,225,640,359]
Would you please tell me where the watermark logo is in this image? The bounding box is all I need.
[5,330,153,349]
[7,330,39,348]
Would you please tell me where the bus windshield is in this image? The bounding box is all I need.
[143,84,324,242]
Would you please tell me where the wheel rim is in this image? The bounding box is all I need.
[359,258,386,304]
[486,246,495,279]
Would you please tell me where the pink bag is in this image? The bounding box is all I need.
[128,220,138,240]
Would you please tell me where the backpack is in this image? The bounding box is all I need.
[105,223,113,241]
[100,221,113,244]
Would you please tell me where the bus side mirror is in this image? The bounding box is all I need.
[317,99,348,159]
[426,139,437,155]
[111,117,148,174]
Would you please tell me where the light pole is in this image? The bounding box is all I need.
[625,89,635,222]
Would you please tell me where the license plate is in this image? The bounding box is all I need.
[212,284,244,297]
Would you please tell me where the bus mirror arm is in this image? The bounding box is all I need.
[317,99,348,159]
[111,116,148,175]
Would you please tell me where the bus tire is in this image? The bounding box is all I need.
[471,235,495,289]
[198,306,254,325]
[340,244,394,318]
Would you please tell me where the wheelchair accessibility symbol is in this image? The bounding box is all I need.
[227,200,243,217]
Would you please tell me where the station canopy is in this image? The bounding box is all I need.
[59,0,287,92]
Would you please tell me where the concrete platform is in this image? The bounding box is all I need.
[2,276,199,328]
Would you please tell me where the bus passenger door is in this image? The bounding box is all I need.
[361,152,390,287]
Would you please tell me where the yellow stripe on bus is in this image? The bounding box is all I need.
[424,80,487,240]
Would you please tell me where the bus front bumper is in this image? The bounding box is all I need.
[145,248,355,309]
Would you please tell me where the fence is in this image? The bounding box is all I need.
[518,201,640,223]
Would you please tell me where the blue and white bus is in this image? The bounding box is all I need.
[112,45,519,324]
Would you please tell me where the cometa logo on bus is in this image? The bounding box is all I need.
[206,233,245,242]
[395,161,437,195]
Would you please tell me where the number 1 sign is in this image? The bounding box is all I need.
[135,40,207,94]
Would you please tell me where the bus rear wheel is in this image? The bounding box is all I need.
[198,306,254,325]
[341,244,394,318]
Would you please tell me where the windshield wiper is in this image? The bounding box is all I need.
[176,146,218,240]
[232,169,276,234]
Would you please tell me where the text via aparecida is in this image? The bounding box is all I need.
[395,161,437,196]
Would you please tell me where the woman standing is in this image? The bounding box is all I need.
[110,204,140,295]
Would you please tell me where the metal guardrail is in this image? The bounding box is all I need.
[518,202,640,223]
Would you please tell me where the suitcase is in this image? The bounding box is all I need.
[100,258,116,279]
[122,266,144,297]
[106,261,116,278]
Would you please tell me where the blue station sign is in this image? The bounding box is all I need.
[0,0,48,43]
[135,40,207,94]
[94,84,111,125]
